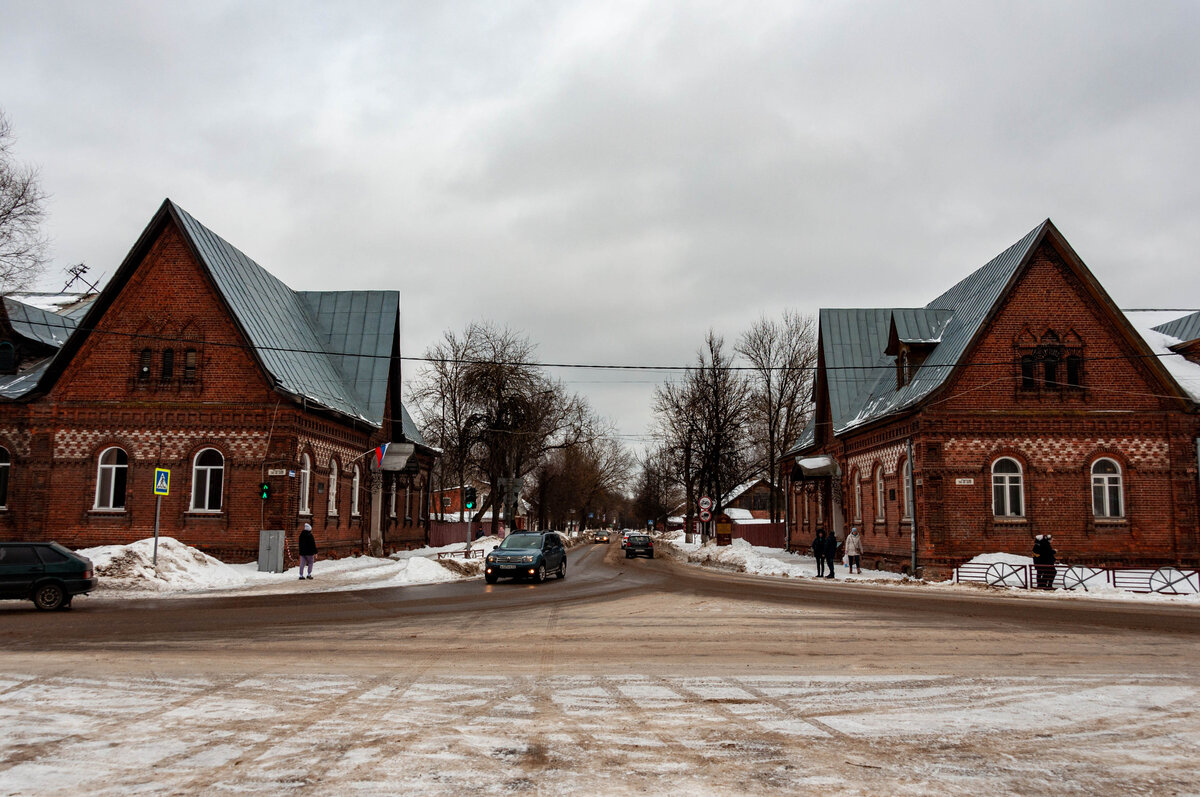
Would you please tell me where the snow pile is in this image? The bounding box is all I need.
[965,552,1033,567]
[672,537,906,581]
[84,537,246,592]
[79,536,486,596]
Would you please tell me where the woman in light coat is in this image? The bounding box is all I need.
[844,527,864,574]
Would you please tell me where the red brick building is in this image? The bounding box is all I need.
[787,220,1200,576]
[0,200,436,560]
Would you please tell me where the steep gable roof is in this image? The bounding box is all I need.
[36,199,420,435]
[1152,310,1200,345]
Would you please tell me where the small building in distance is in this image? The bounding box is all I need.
[0,199,436,559]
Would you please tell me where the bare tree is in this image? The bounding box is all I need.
[632,445,682,531]
[0,110,48,293]
[737,311,818,521]
[410,324,484,521]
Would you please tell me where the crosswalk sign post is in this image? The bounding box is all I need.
[152,469,170,567]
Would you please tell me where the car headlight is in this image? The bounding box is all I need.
[521,555,534,563]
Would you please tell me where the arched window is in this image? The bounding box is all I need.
[0,447,10,508]
[992,458,1024,517]
[1020,355,1036,390]
[138,348,152,381]
[95,447,128,510]
[327,459,339,516]
[1066,354,1083,388]
[183,349,198,382]
[351,465,361,517]
[190,448,224,511]
[874,465,885,521]
[852,469,862,523]
[1092,458,1124,518]
[901,458,912,520]
[0,342,15,374]
[161,349,175,381]
[299,454,312,514]
[389,477,397,518]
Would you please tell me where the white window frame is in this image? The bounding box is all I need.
[299,453,312,515]
[351,465,361,517]
[389,477,397,518]
[853,470,862,523]
[95,446,128,510]
[992,457,1025,518]
[190,448,224,512]
[874,465,885,522]
[901,458,912,520]
[0,446,9,509]
[1091,458,1124,518]
[327,459,339,517]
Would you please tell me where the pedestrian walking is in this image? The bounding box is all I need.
[823,529,839,578]
[813,528,827,577]
[1032,533,1056,589]
[845,527,863,574]
[298,522,317,580]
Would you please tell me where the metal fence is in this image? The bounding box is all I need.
[953,562,1200,594]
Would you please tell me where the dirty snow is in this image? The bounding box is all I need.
[77,535,502,597]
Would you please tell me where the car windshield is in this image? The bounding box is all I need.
[498,534,543,550]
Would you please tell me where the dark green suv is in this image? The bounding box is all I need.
[484,531,567,584]
[0,542,97,610]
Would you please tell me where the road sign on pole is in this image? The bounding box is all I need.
[152,468,169,568]
[699,496,712,511]
[699,508,712,522]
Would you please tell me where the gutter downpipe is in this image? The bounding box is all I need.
[907,436,918,577]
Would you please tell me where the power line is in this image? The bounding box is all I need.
[13,317,1197,375]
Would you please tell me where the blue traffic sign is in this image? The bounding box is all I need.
[154,468,170,496]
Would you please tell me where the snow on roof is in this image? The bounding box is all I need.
[1124,310,1200,403]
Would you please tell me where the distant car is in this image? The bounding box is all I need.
[621,531,632,549]
[593,531,610,544]
[485,531,567,584]
[0,542,97,610]
[624,534,654,559]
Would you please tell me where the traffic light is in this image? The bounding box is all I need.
[464,486,477,510]
[259,481,271,500]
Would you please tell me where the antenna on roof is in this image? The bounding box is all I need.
[62,263,99,294]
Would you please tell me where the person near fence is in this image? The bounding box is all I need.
[1033,533,1056,589]
[813,528,828,577]
[823,529,839,578]
[845,527,863,574]
[298,522,318,580]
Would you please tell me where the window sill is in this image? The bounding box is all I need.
[185,510,224,517]
[89,508,127,515]
[992,516,1028,524]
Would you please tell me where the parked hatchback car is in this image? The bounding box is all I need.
[624,534,654,559]
[0,542,97,610]
[485,532,567,584]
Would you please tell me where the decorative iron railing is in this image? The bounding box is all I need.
[953,562,1200,595]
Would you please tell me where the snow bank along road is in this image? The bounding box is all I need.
[2,542,1198,796]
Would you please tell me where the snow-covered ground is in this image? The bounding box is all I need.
[78,535,501,598]
[661,533,1200,605]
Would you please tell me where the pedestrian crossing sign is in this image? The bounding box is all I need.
[154,468,170,496]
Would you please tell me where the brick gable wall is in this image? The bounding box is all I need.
[0,217,433,561]
[794,239,1200,576]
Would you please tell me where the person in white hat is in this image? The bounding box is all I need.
[298,522,318,580]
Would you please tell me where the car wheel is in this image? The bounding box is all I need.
[625,551,633,558]
[33,582,65,611]
[557,560,567,580]
[485,573,498,584]
[534,564,547,583]
[649,552,655,559]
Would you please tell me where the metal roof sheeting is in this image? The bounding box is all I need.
[1153,310,1200,344]
[3,297,79,348]
[787,220,1049,454]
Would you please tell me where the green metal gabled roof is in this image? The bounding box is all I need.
[787,220,1049,454]
[3,296,79,348]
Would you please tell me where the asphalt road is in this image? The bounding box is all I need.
[3,539,1199,795]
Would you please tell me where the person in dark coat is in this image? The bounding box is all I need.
[1033,533,1056,589]
[823,530,839,579]
[813,529,827,577]
[298,522,318,580]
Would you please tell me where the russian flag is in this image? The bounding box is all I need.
[373,442,389,468]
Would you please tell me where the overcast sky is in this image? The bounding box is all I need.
[3,0,1198,447]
